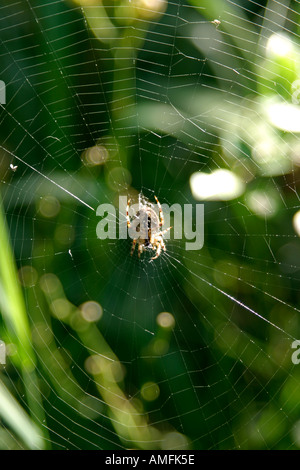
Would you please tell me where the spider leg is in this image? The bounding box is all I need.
[160,237,166,251]
[156,236,166,251]
[138,243,143,258]
[126,199,131,228]
[131,238,137,256]
[151,242,162,260]
[154,195,164,229]
[157,226,172,237]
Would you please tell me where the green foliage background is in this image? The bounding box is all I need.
[0,0,300,450]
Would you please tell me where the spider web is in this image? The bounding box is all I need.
[0,0,300,450]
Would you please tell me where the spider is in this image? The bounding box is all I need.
[126,195,172,260]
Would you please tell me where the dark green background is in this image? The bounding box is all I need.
[0,0,300,450]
